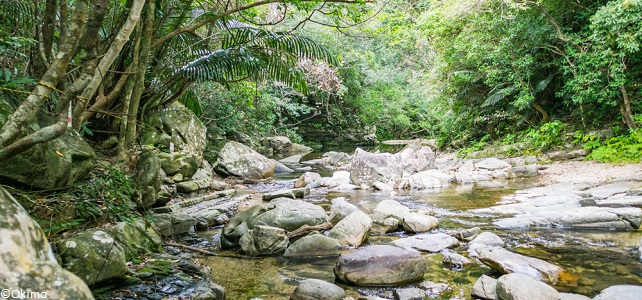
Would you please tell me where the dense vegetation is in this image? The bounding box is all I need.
[2,0,642,163]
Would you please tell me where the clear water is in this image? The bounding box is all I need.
[198,153,642,299]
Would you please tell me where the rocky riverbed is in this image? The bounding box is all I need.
[6,136,642,300]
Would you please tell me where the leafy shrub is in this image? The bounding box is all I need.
[586,130,642,163]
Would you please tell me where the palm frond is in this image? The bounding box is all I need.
[533,73,554,94]
[483,85,516,107]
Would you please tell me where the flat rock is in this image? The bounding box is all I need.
[392,232,459,253]
[592,285,642,300]
[476,246,563,284]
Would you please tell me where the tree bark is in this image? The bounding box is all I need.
[74,0,146,129]
[124,0,156,155]
[620,85,637,130]
[0,0,90,153]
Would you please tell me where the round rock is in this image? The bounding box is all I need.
[334,245,426,286]
[290,279,345,300]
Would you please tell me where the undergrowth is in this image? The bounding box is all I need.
[11,162,139,237]
[584,129,642,163]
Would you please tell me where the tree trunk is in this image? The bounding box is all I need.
[74,0,146,129]
[620,85,637,131]
[124,0,156,155]
[532,102,549,123]
[117,23,143,162]
[0,0,90,156]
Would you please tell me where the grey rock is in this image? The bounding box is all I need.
[441,249,471,269]
[511,165,538,177]
[239,225,288,256]
[372,200,411,232]
[134,150,162,208]
[328,197,359,224]
[349,148,403,185]
[294,172,322,188]
[476,246,563,284]
[329,210,372,247]
[158,152,201,178]
[402,213,439,233]
[142,103,207,156]
[592,285,642,300]
[453,227,482,241]
[558,293,590,300]
[262,187,310,201]
[279,155,302,164]
[0,187,94,299]
[57,230,128,285]
[393,288,425,300]
[177,178,211,193]
[216,141,275,179]
[471,275,498,300]
[284,234,342,257]
[392,232,459,253]
[192,279,226,300]
[496,273,558,300]
[153,213,197,236]
[476,158,511,171]
[334,245,426,286]
[469,232,505,247]
[291,279,345,300]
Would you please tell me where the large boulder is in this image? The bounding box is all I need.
[158,152,201,179]
[290,279,345,300]
[349,148,403,185]
[475,246,563,284]
[107,219,162,260]
[371,200,411,233]
[142,103,207,156]
[472,275,498,300]
[239,225,289,256]
[496,273,559,300]
[0,131,95,190]
[152,213,197,236]
[334,245,426,286]
[261,136,313,157]
[0,187,94,299]
[402,213,439,233]
[134,149,162,208]
[284,234,342,257]
[215,141,275,179]
[328,197,359,224]
[328,210,372,247]
[56,229,128,286]
[221,198,327,248]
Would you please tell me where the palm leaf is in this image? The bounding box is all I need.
[483,85,516,107]
[533,73,555,94]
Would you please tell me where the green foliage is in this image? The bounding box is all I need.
[586,129,642,163]
[21,163,139,236]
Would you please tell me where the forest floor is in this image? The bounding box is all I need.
[537,160,642,185]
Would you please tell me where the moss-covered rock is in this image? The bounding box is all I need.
[56,230,128,286]
[0,187,94,299]
[158,152,201,179]
[142,103,207,156]
[134,150,162,208]
[107,219,162,260]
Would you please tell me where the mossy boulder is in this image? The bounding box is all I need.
[56,230,128,286]
[107,219,162,260]
[0,187,94,299]
[0,99,95,189]
[158,152,201,179]
[134,150,162,208]
[142,103,207,156]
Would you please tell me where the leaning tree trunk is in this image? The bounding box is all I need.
[74,0,146,130]
[0,0,90,161]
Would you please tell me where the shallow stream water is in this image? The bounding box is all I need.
[197,150,642,300]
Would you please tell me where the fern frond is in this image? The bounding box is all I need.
[483,85,516,107]
[533,73,554,94]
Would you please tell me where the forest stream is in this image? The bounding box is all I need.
[185,149,642,300]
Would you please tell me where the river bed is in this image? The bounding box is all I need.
[196,170,642,300]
